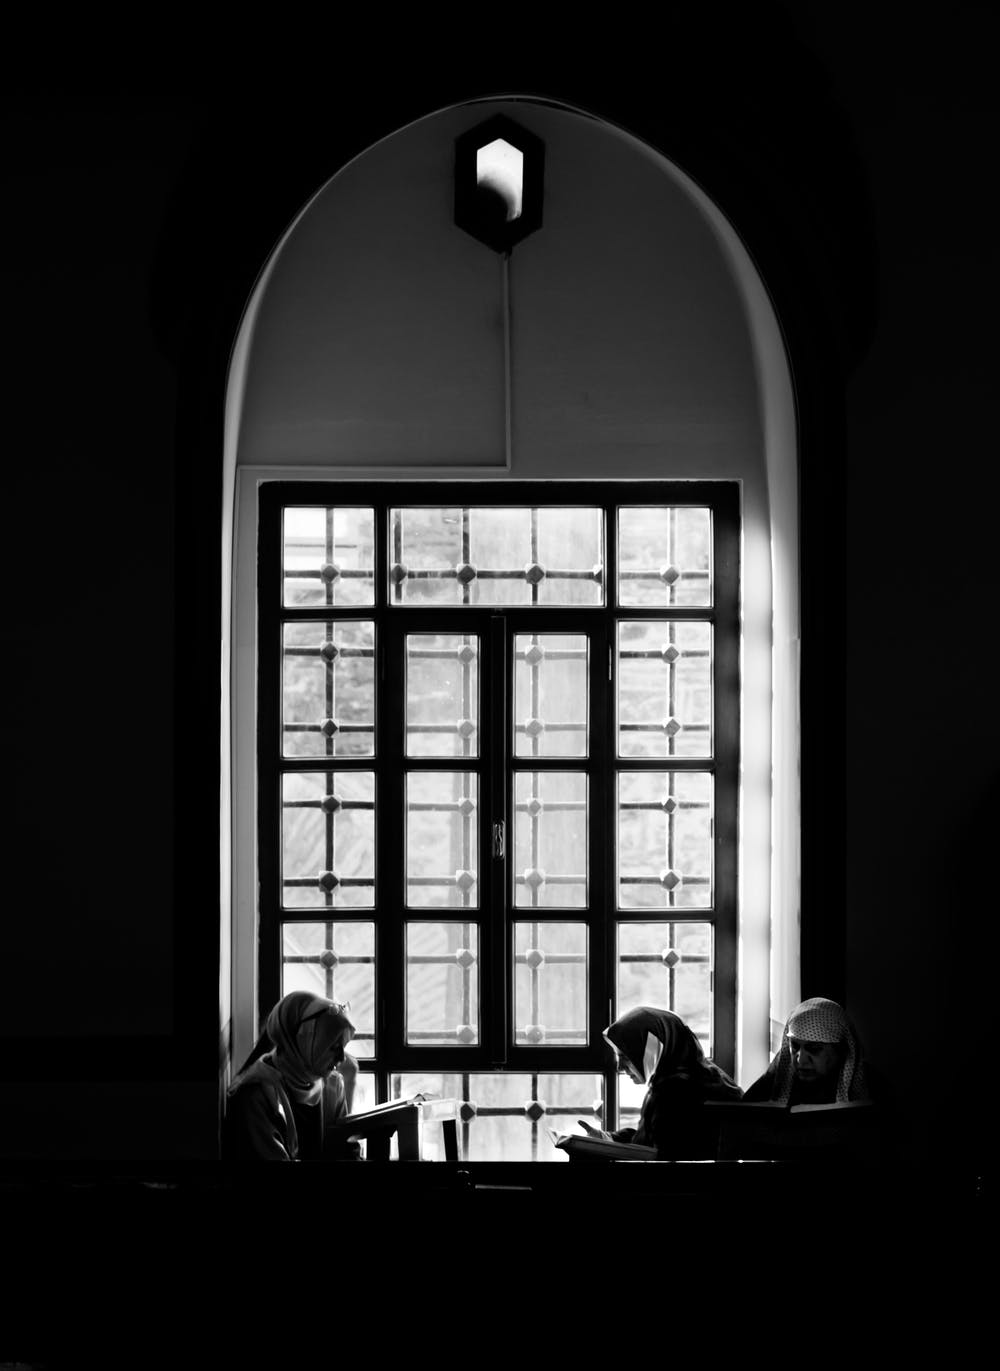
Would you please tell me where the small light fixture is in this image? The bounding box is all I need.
[455,114,544,254]
[477,138,524,222]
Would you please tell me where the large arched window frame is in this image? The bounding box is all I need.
[220,97,800,1125]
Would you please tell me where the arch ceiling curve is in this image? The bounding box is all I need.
[223,96,798,1082]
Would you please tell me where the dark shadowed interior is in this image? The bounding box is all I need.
[2,9,993,1354]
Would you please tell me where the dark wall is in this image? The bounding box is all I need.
[2,6,994,1166]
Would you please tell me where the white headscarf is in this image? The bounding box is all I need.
[262,992,355,1106]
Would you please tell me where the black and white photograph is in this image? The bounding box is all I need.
[2,7,994,1360]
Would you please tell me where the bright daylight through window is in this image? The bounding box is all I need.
[256,482,739,1159]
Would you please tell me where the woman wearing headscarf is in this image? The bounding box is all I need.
[579,1005,742,1157]
[224,991,360,1161]
[743,996,869,1105]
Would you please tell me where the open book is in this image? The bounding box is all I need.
[547,1128,658,1161]
[785,1100,874,1114]
[326,1095,436,1139]
[703,1099,877,1158]
[703,1099,874,1117]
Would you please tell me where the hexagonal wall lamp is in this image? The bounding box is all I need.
[454,114,545,254]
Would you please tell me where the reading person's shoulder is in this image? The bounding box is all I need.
[740,1074,774,1103]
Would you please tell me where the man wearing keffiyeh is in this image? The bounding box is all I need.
[743,997,870,1105]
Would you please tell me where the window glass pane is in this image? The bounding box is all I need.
[534,507,604,606]
[392,1073,604,1161]
[514,772,587,907]
[617,1074,647,1132]
[405,922,479,1045]
[392,507,464,605]
[283,507,375,607]
[390,507,604,607]
[282,772,375,908]
[514,633,588,757]
[514,922,588,1045]
[406,772,479,907]
[406,633,479,758]
[618,620,712,758]
[469,507,532,606]
[352,1071,377,1114]
[281,921,376,1058]
[617,506,711,607]
[616,921,713,1057]
[282,621,375,757]
[343,1071,378,1157]
[266,486,737,1112]
[617,771,713,908]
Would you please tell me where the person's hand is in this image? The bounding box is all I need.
[577,1119,612,1141]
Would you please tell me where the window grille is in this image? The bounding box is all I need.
[257,482,739,1155]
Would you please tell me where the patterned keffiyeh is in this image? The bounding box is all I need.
[764,997,868,1104]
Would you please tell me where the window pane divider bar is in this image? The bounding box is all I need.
[259,480,741,1097]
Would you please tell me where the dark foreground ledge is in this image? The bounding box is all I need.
[1,1161,989,1361]
[2,1158,987,1289]
[0,1156,986,1214]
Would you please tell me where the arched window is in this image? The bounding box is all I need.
[221,97,799,1153]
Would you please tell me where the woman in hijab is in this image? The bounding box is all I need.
[224,991,360,1161]
[743,996,869,1105]
[579,1005,742,1157]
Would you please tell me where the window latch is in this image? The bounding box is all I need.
[492,820,505,859]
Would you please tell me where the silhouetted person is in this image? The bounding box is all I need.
[224,991,360,1160]
[579,1005,742,1157]
[743,997,869,1104]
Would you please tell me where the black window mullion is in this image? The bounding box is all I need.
[487,613,508,1066]
[589,606,611,1103]
[377,523,404,1091]
[708,485,739,1076]
[604,497,619,1127]
[257,480,741,1127]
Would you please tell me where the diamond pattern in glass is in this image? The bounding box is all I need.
[406,772,479,907]
[617,506,711,607]
[618,620,712,758]
[282,620,375,757]
[514,772,587,907]
[514,922,588,1045]
[405,922,479,1046]
[282,921,376,1058]
[281,771,375,909]
[283,507,375,607]
[406,633,479,758]
[515,633,588,758]
[617,771,713,908]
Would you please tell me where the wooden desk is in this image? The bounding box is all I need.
[328,1097,461,1161]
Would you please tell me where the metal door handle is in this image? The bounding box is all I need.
[492,820,505,859]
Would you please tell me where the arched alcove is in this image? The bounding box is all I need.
[222,95,798,1097]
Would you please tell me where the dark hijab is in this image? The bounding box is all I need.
[604,1005,742,1100]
